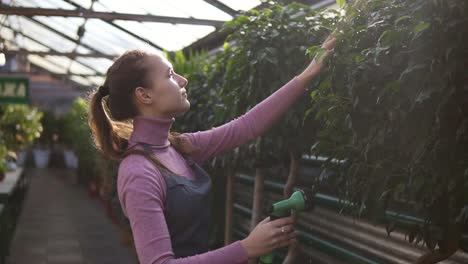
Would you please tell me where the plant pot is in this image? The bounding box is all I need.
[63,149,78,169]
[16,150,27,167]
[32,148,51,168]
[6,160,18,171]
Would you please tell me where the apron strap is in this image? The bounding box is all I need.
[122,142,195,174]
[122,143,174,175]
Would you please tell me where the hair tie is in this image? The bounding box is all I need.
[98,85,109,97]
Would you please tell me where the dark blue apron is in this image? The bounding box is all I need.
[137,142,213,258]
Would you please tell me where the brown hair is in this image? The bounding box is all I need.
[88,50,197,173]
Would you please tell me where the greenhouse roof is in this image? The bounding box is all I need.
[0,0,335,87]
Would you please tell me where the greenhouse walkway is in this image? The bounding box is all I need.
[5,168,138,264]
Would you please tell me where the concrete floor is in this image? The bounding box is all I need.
[6,168,138,264]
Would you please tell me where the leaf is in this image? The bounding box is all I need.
[314,48,328,64]
[394,15,412,26]
[310,141,320,152]
[336,0,345,8]
[384,80,401,93]
[378,30,401,47]
[345,114,352,129]
[306,45,321,58]
[303,108,314,123]
[318,78,331,91]
[358,202,367,217]
[415,89,434,103]
[413,22,430,34]
[311,89,319,100]
[398,64,427,81]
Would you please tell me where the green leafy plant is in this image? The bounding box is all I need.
[0,144,7,177]
[308,0,468,261]
[211,2,340,169]
[63,98,99,185]
[0,105,43,151]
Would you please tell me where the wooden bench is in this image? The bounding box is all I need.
[0,168,28,263]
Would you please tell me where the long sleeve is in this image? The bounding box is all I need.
[117,157,249,264]
[184,76,306,164]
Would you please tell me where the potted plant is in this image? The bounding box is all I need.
[0,104,43,169]
[63,98,100,187]
[0,144,7,182]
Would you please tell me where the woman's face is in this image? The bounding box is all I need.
[135,54,190,118]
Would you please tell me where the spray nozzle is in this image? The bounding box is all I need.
[268,189,315,219]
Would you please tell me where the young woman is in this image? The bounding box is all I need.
[88,35,336,264]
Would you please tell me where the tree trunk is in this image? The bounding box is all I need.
[224,167,234,245]
[282,150,301,264]
[251,167,266,230]
[249,167,266,264]
[283,150,300,198]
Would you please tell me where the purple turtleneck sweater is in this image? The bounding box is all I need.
[117,76,306,264]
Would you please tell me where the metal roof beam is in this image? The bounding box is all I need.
[203,0,238,16]
[0,49,116,59]
[0,5,226,27]
[1,70,104,77]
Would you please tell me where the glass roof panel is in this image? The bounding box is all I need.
[94,0,231,20]
[114,20,215,52]
[0,17,90,53]
[92,0,150,15]
[36,55,96,76]
[76,57,113,74]
[6,16,78,52]
[2,30,50,51]
[28,55,67,74]
[147,0,232,20]
[18,0,75,9]
[69,0,94,9]
[87,76,105,86]
[68,60,96,75]
[70,75,94,86]
[81,19,161,55]
[217,0,262,11]
[9,0,40,8]
[42,55,73,70]
[0,26,16,43]
[33,16,85,41]
[75,45,91,54]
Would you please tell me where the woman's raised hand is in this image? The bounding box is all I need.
[296,33,337,86]
[240,215,299,258]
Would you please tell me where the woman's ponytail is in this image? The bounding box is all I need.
[88,85,130,161]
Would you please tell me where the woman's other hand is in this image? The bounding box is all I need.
[240,216,299,258]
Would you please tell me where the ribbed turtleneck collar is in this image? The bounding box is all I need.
[129,115,175,147]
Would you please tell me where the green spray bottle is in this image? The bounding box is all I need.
[258,189,315,264]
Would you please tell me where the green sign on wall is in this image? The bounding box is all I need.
[0,77,29,105]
